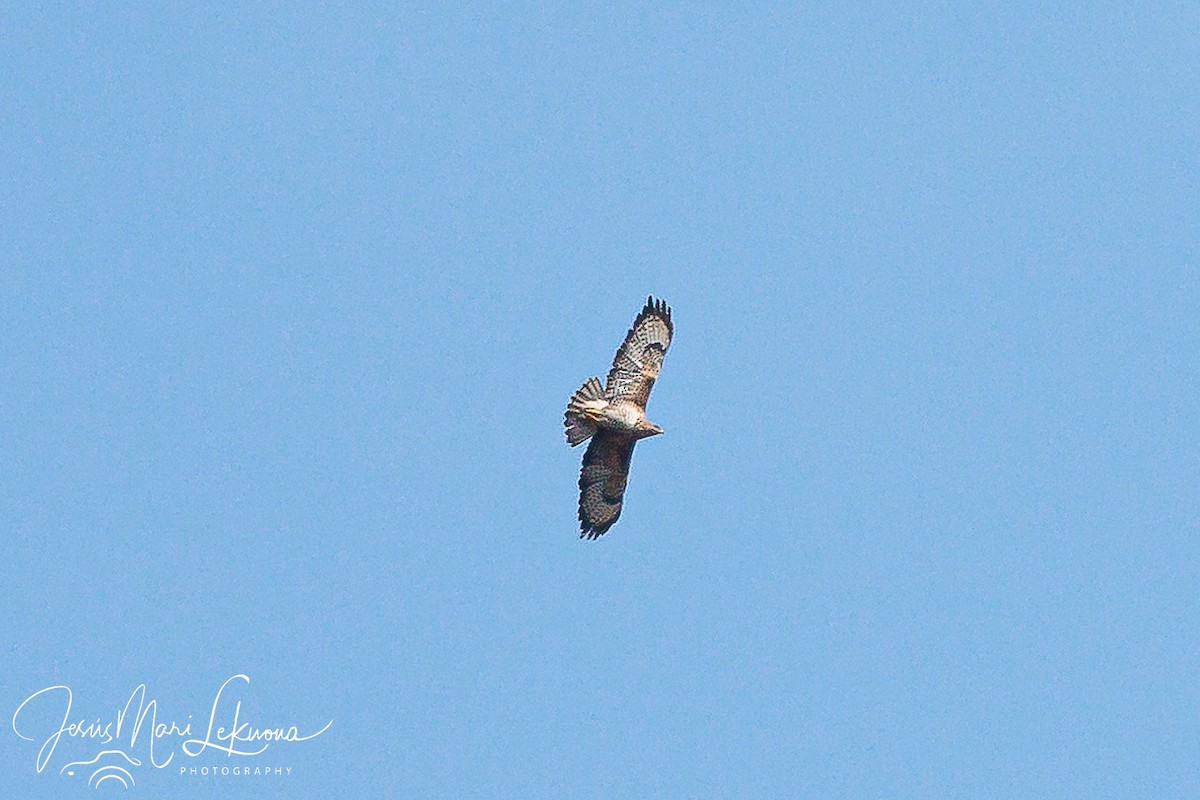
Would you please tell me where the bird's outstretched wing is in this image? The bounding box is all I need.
[605,296,673,410]
[578,430,636,539]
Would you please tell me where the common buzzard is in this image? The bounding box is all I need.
[564,296,673,539]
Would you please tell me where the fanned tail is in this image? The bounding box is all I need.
[564,376,605,446]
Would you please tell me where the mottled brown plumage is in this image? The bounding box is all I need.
[564,297,673,539]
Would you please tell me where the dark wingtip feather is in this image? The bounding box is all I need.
[578,508,612,540]
[639,295,673,337]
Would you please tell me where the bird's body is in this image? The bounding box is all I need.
[578,398,659,436]
[564,297,673,539]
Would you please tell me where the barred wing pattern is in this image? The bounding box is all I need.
[578,430,636,539]
[605,297,673,409]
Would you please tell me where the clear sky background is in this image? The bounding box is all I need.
[2,3,1197,798]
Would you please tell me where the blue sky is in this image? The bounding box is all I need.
[2,3,1197,797]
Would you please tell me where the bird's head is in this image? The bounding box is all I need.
[639,419,664,438]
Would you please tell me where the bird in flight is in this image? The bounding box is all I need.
[564,296,673,539]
